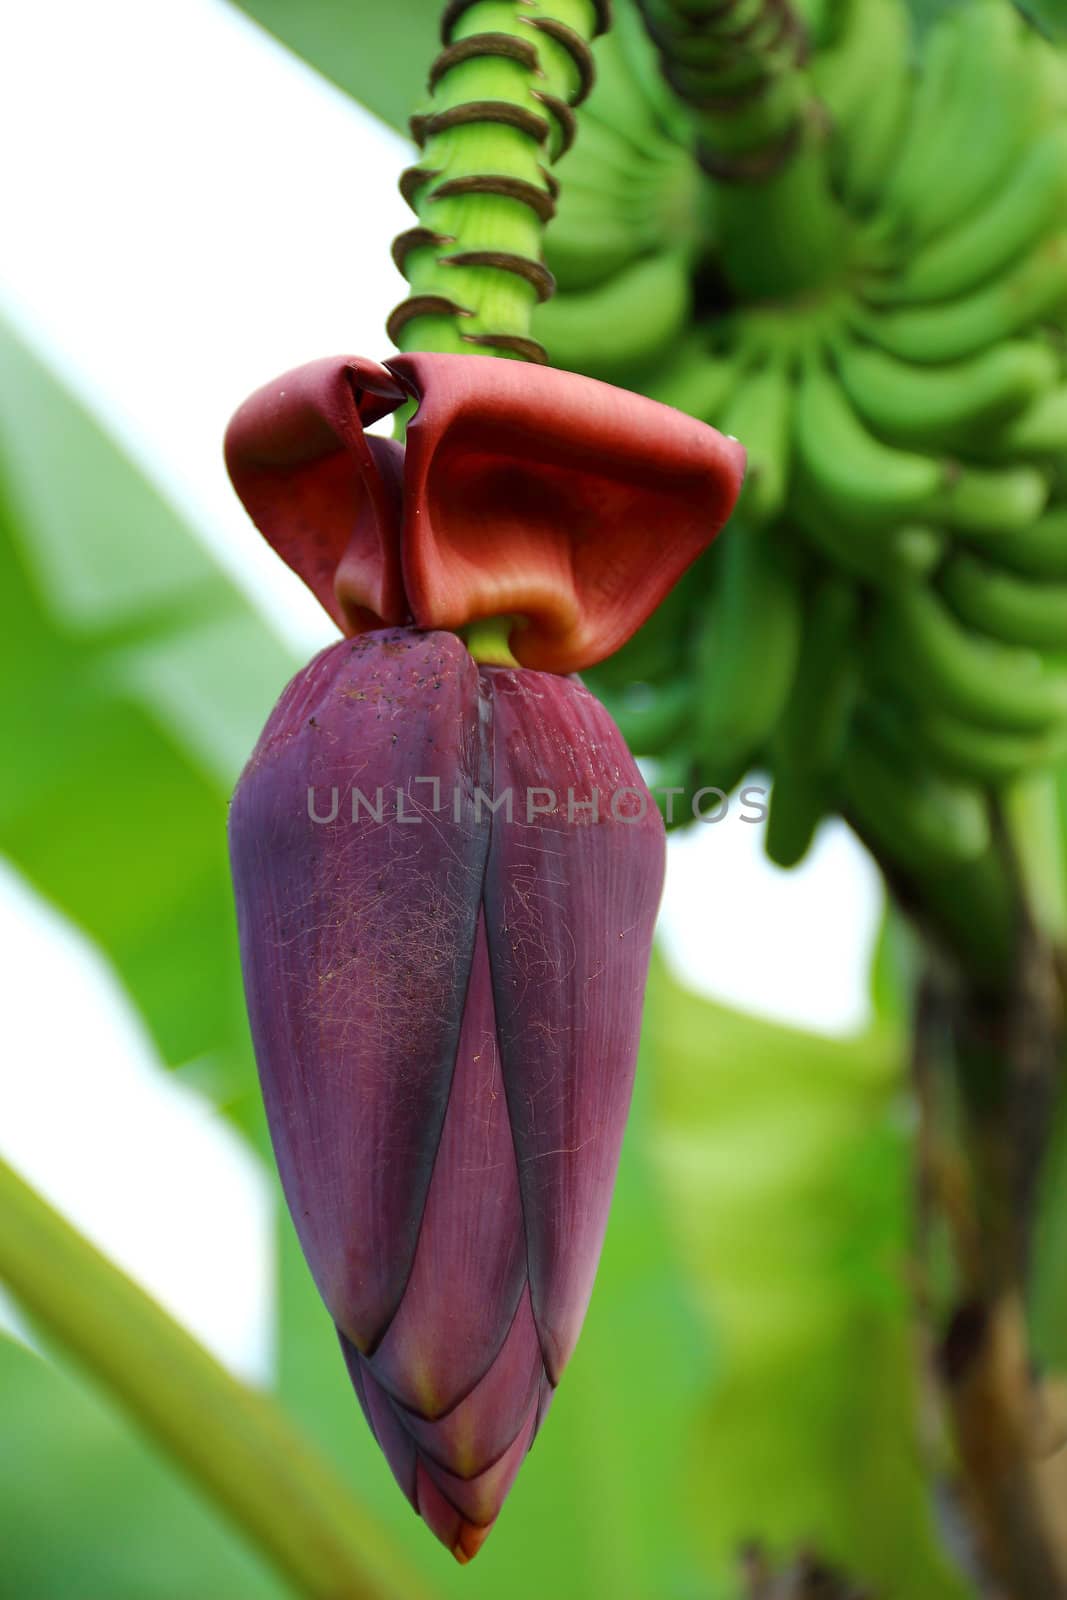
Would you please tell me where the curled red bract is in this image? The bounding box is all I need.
[225,352,745,672]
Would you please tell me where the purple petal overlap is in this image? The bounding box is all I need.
[371,910,527,1416]
[482,668,666,1380]
[229,629,488,1351]
[396,1285,546,1478]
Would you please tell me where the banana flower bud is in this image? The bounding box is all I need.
[225,354,743,1559]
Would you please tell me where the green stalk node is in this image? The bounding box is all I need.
[461,613,523,664]
[390,0,604,360]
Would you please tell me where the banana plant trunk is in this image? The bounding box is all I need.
[905,804,1067,1599]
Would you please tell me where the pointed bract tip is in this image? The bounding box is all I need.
[454,1524,493,1564]
[416,1463,497,1563]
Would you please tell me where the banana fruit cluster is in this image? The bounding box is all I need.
[544,0,1067,880]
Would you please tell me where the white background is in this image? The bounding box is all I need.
[0,0,882,1373]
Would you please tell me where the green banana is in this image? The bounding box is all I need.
[914,710,1067,786]
[766,577,858,868]
[816,0,913,213]
[794,355,945,526]
[930,462,1050,540]
[840,708,991,875]
[641,748,701,831]
[855,235,1067,363]
[868,585,1067,734]
[691,521,803,792]
[546,155,677,292]
[638,340,749,424]
[545,29,702,293]
[811,0,907,141]
[879,0,1033,247]
[778,578,859,770]
[597,678,694,756]
[584,19,673,142]
[607,0,696,145]
[884,125,1067,305]
[872,0,964,233]
[532,251,692,379]
[720,356,793,526]
[575,61,699,205]
[545,195,660,292]
[840,40,911,214]
[555,134,667,196]
[796,0,842,49]
[765,765,825,871]
[792,490,945,589]
[940,553,1067,651]
[834,337,1058,448]
[799,0,844,47]
[991,506,1067,579]
[589,561,704,692]
[998,386,1067,457]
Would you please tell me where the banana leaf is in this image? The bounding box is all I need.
[644,955,971,1600]
[0,1333,288,1598]
[230,0,440,131]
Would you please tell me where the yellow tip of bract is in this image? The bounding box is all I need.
[452,1522,492,1564]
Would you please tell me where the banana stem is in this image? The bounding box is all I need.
[633,0,847,295]
[390,0,603,359]
[907,807,1067,1599]
[0,1155,433,1600]
[1004,772,1067,948]
[460,613,522,664]
[850,824,1019,993]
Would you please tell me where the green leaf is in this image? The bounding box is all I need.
[643,956,972,1599]
[229,0,440,132]
[0,314,299,1134]
[0,1153,432,1600]
[0,1332,289,1599]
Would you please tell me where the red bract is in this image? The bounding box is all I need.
[225,351,745,671]
[225,353,744,1558]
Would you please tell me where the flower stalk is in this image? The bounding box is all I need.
[0,1154,431,1600]
[912,933,1067,1599]
[391,0,605,359]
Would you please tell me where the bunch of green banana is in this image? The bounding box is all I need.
[535,10,703,366]
[549,0,1067,881]
[809,0,914,213]
[766,577,859,868]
